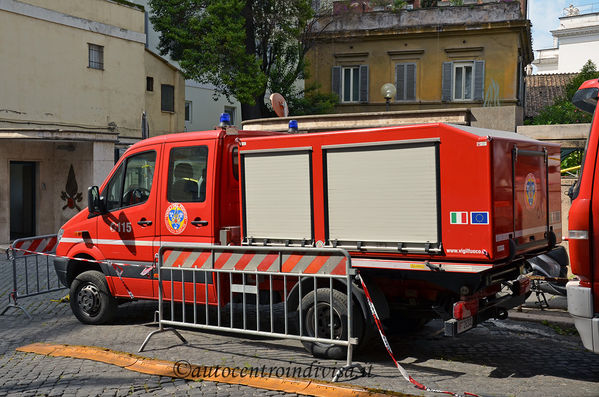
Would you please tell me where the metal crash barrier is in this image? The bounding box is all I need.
[1,234,66,319]
[139,245,364,380]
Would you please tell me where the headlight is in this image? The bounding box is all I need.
[57,228,64,243]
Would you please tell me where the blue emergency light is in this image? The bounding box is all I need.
[288,119,298,133]
[219,113,231,127]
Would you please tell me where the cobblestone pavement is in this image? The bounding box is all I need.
[1,255,599,396]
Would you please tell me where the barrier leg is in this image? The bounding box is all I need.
[0,292,32,320]
[331,339,366,382]
[138,323,187,352]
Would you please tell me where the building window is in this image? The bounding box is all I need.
[332,65,369,103]
[395,63,417,101]
[224,106,236,125]
[453,62,474,100]
[161,84,174,112]
[342,66,360,102]
[88,44,104,70]
[147,77,154,92]
[185,101,192,122]
[442,60,485,102]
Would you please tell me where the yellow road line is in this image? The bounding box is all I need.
[17,343,412,397]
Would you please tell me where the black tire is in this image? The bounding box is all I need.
[70,270,117,324]
[299,288,364,360]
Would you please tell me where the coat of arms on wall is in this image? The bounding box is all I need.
[61,164,83,211]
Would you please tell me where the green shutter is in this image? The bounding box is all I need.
[442,62,453,102]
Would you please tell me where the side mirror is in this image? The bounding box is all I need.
[572,87,599,114]
[87,186,105,215]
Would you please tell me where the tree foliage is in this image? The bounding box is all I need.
[528,60,599,125]
[284,85,338,116]
[149,0,316,120]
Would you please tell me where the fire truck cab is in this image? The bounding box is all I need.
[54,127,280,320]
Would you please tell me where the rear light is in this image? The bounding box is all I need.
[453,299,478,320]
[569,199,592,282]
[569,230,589,239]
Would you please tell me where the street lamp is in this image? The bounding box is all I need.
[380,83,396,111]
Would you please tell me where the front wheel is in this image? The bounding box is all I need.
[70,270,117,324]
[300,288,364,359]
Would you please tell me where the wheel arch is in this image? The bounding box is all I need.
[65,254,111,289]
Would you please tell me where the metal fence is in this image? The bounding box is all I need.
[1,234,65,319]
[139,244,364,380]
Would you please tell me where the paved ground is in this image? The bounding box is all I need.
[1,253,599,396]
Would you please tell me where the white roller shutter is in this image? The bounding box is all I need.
[243,150,312,242]
[325,143,438,245]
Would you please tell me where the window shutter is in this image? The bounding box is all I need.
[442,62,453,102]
[396,64,405,100]
[331,66,341,98]
[359,65,369,103]
[161,84,175,112]
[406,63,416,101]
[474,60,485,101]
[517,57,524,105]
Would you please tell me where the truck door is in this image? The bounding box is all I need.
[512,146,548,251]
[98,146,161,299]
[159,141,215,244]
[158,141,217,304]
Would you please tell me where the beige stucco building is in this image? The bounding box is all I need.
[0,0,184,243]
[306,1,532,132]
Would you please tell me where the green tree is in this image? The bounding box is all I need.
[284,84,338,116]
[529,60,599,125]
[149,0,315,121]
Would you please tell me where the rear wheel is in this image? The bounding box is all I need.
[70,270,117,324]
[300,288,364,359]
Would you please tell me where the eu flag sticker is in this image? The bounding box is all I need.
[470,211,489,225]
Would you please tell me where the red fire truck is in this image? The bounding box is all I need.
[54,118,561,357]
[567,78,599,353]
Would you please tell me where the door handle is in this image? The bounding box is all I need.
[137,219,152,226]
[191,218,208,227]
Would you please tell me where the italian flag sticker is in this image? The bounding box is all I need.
[450,211,468,224]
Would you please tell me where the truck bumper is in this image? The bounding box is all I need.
[567,280,599,353]
[53,256,69,288]
[444,290,529,336]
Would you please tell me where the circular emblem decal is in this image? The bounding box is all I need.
[165,203,188,234]
[524,173,537,208]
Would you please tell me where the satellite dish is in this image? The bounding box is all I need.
[270,93,289,117]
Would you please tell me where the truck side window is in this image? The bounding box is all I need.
[232,147,239,180]
[167,146,208,202]
[103,151,156,211]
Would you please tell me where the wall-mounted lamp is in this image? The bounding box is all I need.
[380,83,396,112]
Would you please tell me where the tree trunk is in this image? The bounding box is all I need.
[241,102,263,121]
[241,92,271,121]
[239,2,270,122]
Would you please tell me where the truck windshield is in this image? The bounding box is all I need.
[569,86,599,200]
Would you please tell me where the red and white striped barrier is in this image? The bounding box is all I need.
[357,273,480,397]
[11,235,57,257]
[9,238,137,299]
[162,248,348,275]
